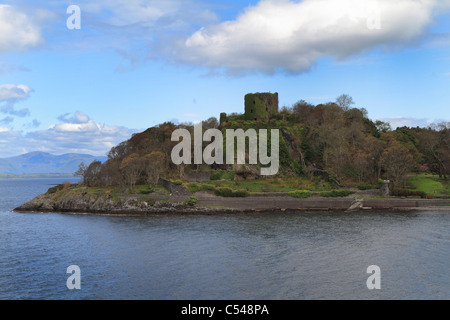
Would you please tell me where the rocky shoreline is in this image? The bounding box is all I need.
[13,187,450,215]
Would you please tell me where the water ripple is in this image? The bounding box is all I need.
[0,179,449,299]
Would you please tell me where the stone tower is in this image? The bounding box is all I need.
[244,92,279,121]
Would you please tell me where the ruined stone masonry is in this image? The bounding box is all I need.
[244,92,279,121]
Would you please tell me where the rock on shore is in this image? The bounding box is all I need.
[13,185,450,215]
[13,188,241,215]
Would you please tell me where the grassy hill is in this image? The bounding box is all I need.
[408,174,450,197]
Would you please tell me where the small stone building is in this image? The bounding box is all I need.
[244,92,279,121]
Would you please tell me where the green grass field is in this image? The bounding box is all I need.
[186,177,332,193]
[408,174,450,197]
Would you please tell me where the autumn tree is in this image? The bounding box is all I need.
[143,151,167,186]
[292,99,314,123]
[374,120,391,135]
[108,140,132,161]
[336,94,354,111]
[100,159,124,186]
[120,153,145,189]
[417,123,450,179]
[323,128,351,183]
[203,117,219,130]
[84,160,102,186]
[381,143,413,190]
[353,150,372,184]
[74,162,87,183]
[363,135,386,183]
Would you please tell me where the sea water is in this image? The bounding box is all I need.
[0,178,448,299]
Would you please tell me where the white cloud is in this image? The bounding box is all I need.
[376,116,432,129]
[0,5,44,53]
[57,111,91,124]
[0,84,33,117]
[0,84,33,101]
[178,0,448,74]
[0,111,139,158]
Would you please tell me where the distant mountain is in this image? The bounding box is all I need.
[0,151,107,175]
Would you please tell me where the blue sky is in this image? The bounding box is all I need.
[0,0,449,157]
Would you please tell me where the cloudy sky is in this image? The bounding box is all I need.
[0,0,449,157]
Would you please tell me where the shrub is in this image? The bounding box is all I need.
[391,189,427,198]
[47,184,64,194]
[233,189,249,197]
[201,184,216,191]
[210,170,235,181]
[214,187,249,197]
[288,190,313,198]
[357,185,378,190]
[186,182,200,193]
[319,190,356,197]
[185,196,197,206]
[214,187,233,197]
[210,171,222,180]
[377,179,385,188]
[222,170,236,180]
[141,188,154,195]
[186,183,216,193]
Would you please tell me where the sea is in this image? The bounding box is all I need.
[0,178,448,300]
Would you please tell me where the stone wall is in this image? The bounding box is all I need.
[244,92,279,121]
[184,171,211,182]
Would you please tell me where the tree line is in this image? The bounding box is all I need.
[75,94,450,191]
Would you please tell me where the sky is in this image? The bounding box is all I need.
[0,0,449,158]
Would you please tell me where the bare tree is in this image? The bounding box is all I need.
[84,161,102,186]
[418,123,449,179]
[292,99,314,123]
[336,94,354,111]
[381,143,413,190]
[143,151,167,186]
[74,162,87,183]
[120,153,145,189]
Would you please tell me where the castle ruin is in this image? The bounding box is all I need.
[244,92,279,121]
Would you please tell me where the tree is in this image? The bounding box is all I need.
[143,151,167,186]
[84,161,102,186]
[108,140,131,161]
[363,135,386,183]
[374,120,391,135]
[381,143,413,190]
[353,150,372,184]
[323,128,351,183]
[203,117,219,130]
[100,159,124,186]
[336,94,354,111]
[74,162,87,183]
[418,123,449,180]
[292,99,314,123]
[120,153,145,189]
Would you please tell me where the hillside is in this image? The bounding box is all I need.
[74,94,450,193]
[0,151,107,175]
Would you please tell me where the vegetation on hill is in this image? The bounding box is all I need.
[74,94,450,195]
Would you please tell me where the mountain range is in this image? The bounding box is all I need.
[0,151,107,175]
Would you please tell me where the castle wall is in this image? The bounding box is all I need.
[244,92,278,121]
